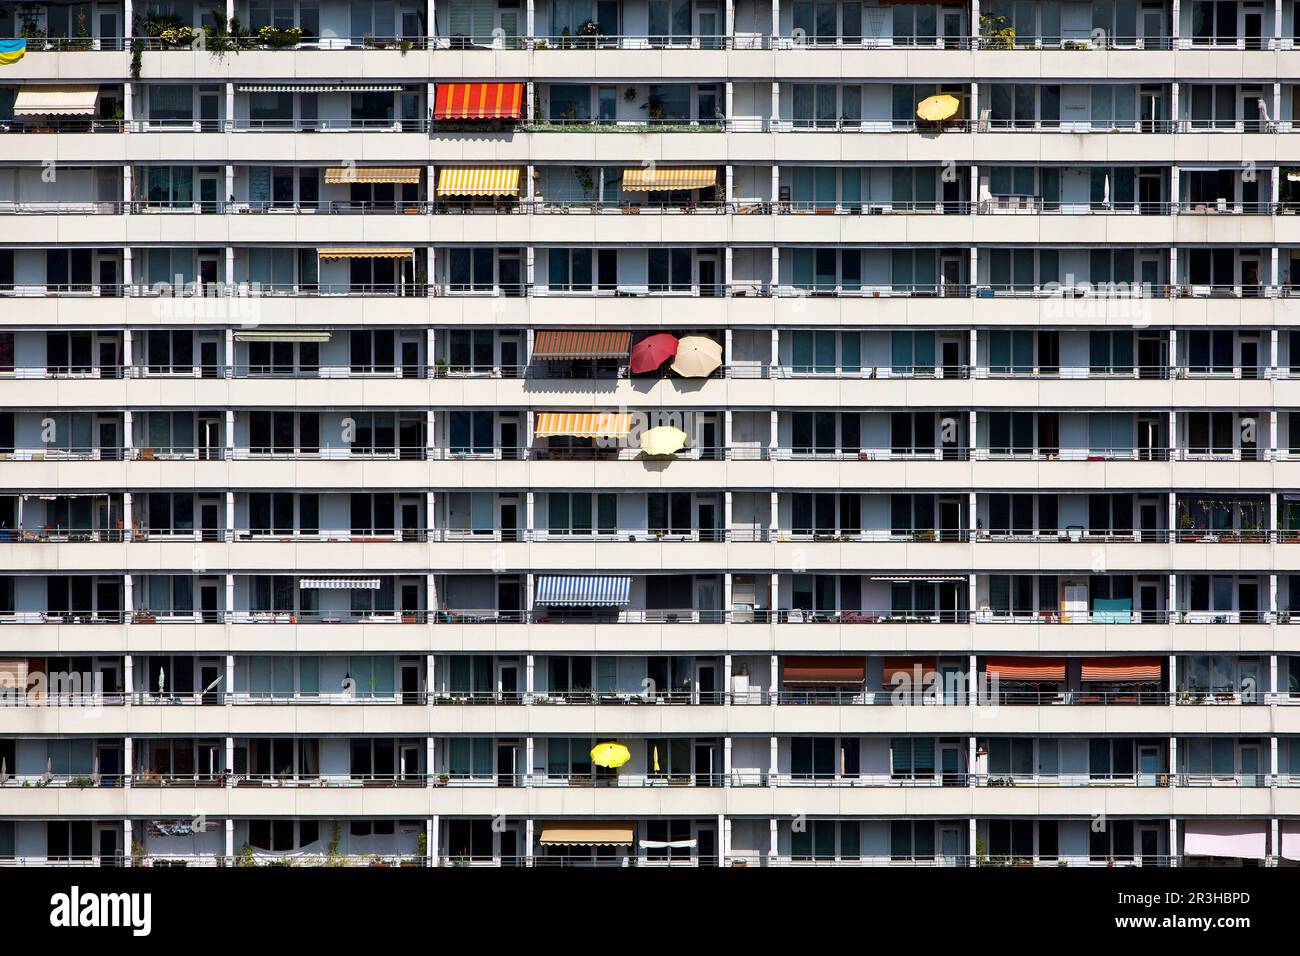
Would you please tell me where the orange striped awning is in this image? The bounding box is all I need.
[882,657,938,686]
[534,412,633,439]
[784,656,865,684]
[434,82,524,120]
[621,166,718,192]
[318,247,415,259]
[986,656,1066,682]
[437,166,521,197]
[532,330,631,360]
[1081,656,1162,682]
[324,166,421,185]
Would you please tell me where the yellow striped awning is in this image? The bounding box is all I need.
[324,166,421,185]
[621,166,718,192]
[534,412,633,439]
[317,247,415,259]
[437,167,521,197]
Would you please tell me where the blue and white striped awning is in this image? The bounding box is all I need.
[534,575,632,607]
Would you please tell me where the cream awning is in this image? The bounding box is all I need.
[13,85,99,117]
[233,330,332,343]
[621,166,717,191]
[538,821,635,846]
[533,412,632,439]
[318,247,415,260]
[324,166,421,185]
[437,166,521,197]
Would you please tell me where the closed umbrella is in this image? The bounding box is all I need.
[629,333,678,374]
[640,425,689,456]
[916,94,959,121]
[158,667,165,695]
[590,742,631,768]
[670,336,723,378]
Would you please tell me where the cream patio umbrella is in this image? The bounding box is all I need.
[670,336,723,378]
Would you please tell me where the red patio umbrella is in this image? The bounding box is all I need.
[629,333,679,374]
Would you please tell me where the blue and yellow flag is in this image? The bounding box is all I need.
[0,39,26,65]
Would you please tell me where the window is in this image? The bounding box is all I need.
[791,248,861,292]
[448,737,493,779]
[149,85,193,122]
[1089,737,1135,780]
[890,821,935,860]
[46,249,93,290]
[549,493,617,535]
[46,332,94,374]
[988,84,1060,127]
[249,411,319,455]
[350,329,396,373]
[1089,331,1134,373]
[792,411,861,455]
[143,412,195,454]
[987,819,1036,860]
[648,248,693,291]
[548,248,594,291]
[1186,330,1235,374]
[146,330,194,373]
[546,737,595,778]
[448,411,494,454]
[890,737,935,780]
[1186,412,1234,455]
[448,248,498,291]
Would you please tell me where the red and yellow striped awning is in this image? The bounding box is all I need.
[621,166,718,192]
[534,412,633,439]
[434,82,524,120]
[1080,657,1162,682]
[532,330,631,360]
[318,247,415,259]
[986,657,1066,682]
[437,166,521,197]
[324,166,421,185]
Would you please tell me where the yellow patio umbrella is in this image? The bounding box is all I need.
[640,425,689,456]
[916,94,960,121]
[590,742,632,768]
[652,745,660,773]
[670,335,723,378]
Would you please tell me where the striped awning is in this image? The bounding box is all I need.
[233,330,332,343]
[621,166,718,192]
[434,82,525,120]
[534,412,633,439]
[318,247,415,259]
[986,657,1066,682]
[13,85,99,116]
[1081,656,1162,683]
[532,330,631,361]
[534,575,632,607]
[539,821,634,846]
[783,656,865,684]
[436,166,521,197]
[324,166,421,185]
[299,577,381,590]
[881,657,938,685]
[238,83,403,93]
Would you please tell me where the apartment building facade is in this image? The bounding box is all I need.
[0,0,1299,867]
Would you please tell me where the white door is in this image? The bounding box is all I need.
[939,826,964,865]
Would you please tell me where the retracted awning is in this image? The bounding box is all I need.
[986,657,1066,682]
[881,657,938,685]
[13,85,99,116]
[238,83,404,93]
[1080,656,1162,682]
[534,575,632,607]
[434,82,524,120]
[532,330,631,361]
[869,574,968,583]
[436,166,521,196]
[233,330,332,343]
[783,656,865,684]
[538,821,634,846]
[533,411,633,439]
[638,839,697,849]
[299,577,381,590]
[324,166,421,185]
[318,247,415,259]
[621,166,718,192]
